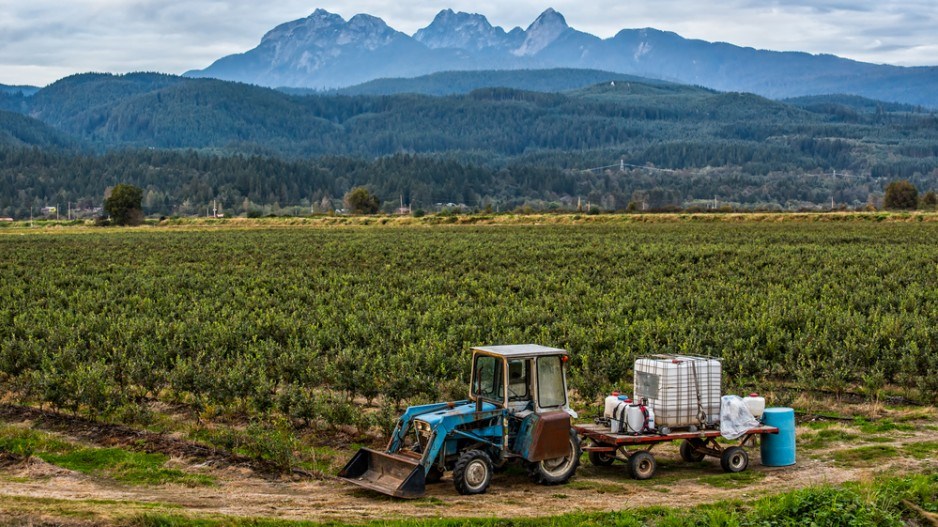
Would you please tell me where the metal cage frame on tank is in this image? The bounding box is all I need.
[633,354,722,434]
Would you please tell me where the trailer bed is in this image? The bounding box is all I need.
[574,423,778,445]
[574,423,779,480]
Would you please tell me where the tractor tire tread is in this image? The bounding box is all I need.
[453,449,493,495]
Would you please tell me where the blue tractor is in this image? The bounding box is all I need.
[339,344,581,498]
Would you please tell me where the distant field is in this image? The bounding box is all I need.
[2,217,936,429]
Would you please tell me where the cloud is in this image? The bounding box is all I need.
[0,0,935,86]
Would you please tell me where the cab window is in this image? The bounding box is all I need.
[473,355,504,403]
[507,359,530,401]
[537,356,566,408]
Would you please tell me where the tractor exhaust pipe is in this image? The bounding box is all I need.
[338,447,426,499]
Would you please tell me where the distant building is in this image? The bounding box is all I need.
[41,206,57,215]
[0,217,13,222]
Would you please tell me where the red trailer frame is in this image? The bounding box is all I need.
[574,423,779,480]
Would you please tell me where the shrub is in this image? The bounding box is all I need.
[344,186,380,214]
[883,180,919,210]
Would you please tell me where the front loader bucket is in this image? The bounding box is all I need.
[338,448,426,499]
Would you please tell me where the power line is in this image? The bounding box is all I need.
[580,161,677,174]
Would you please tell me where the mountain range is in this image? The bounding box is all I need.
[186,8,938,107]
[1,69,937,218]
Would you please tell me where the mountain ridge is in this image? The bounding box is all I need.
[184,8,938,107]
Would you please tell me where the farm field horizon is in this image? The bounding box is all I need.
[1,215,936,525]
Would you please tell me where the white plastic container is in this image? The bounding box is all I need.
[604,392,622,419]
[743,393,766,419]
[626,404,655,434]
[634,355,722,429]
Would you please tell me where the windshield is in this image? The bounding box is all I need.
[473,355,505,404]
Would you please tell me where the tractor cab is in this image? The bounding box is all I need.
[339,344,580,498]
[471,345,573,417]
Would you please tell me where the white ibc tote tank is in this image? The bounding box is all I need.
[633,355,722,429]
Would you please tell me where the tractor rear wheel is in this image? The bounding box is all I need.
[453,450,493,495]
[529,429,581,485]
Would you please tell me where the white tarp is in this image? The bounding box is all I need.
[720,395,760,440]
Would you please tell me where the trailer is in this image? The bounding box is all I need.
[574,423,779,480]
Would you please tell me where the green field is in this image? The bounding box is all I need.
[2,216,938,525]
[2,218,936,430]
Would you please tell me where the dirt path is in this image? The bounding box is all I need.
[2,422,935,524]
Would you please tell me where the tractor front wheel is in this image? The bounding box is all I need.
[453,450,493,495]
[529,429,581,485]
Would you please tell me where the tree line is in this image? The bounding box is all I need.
[3,146,937,219]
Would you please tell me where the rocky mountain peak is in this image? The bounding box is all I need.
[414,9,508,50]
[260,9,345,45]
[513,8,570,56]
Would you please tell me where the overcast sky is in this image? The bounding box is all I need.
[1,0,936,86]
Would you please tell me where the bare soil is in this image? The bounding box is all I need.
[2,407,936,526]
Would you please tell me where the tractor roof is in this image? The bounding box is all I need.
[471,344,567,358]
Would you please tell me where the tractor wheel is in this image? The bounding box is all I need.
[453,450,493,495]
[628,451,657,480]
[720,446,749,473]
[425,466,444,484]
[529,429,581,485]
[680,439,706,462]
[588,449,616,466]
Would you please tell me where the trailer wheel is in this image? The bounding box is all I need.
[453,450,493,495]
[529,429,581,485]
[588,449,616,466]
[628,451,657,480]
[680,439,706,462]
[720,446,749,473]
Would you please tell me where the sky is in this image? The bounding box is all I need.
[1,0,936,86]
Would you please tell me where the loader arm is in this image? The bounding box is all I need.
[387,401,467,452]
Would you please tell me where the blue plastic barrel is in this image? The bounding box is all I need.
[760,407,796,466]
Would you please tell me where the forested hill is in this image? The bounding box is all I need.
[0,84,40,96]
[325,69,671,96]
[0,110,77,149]
[3,71,938,218]
[5,71,938,175]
